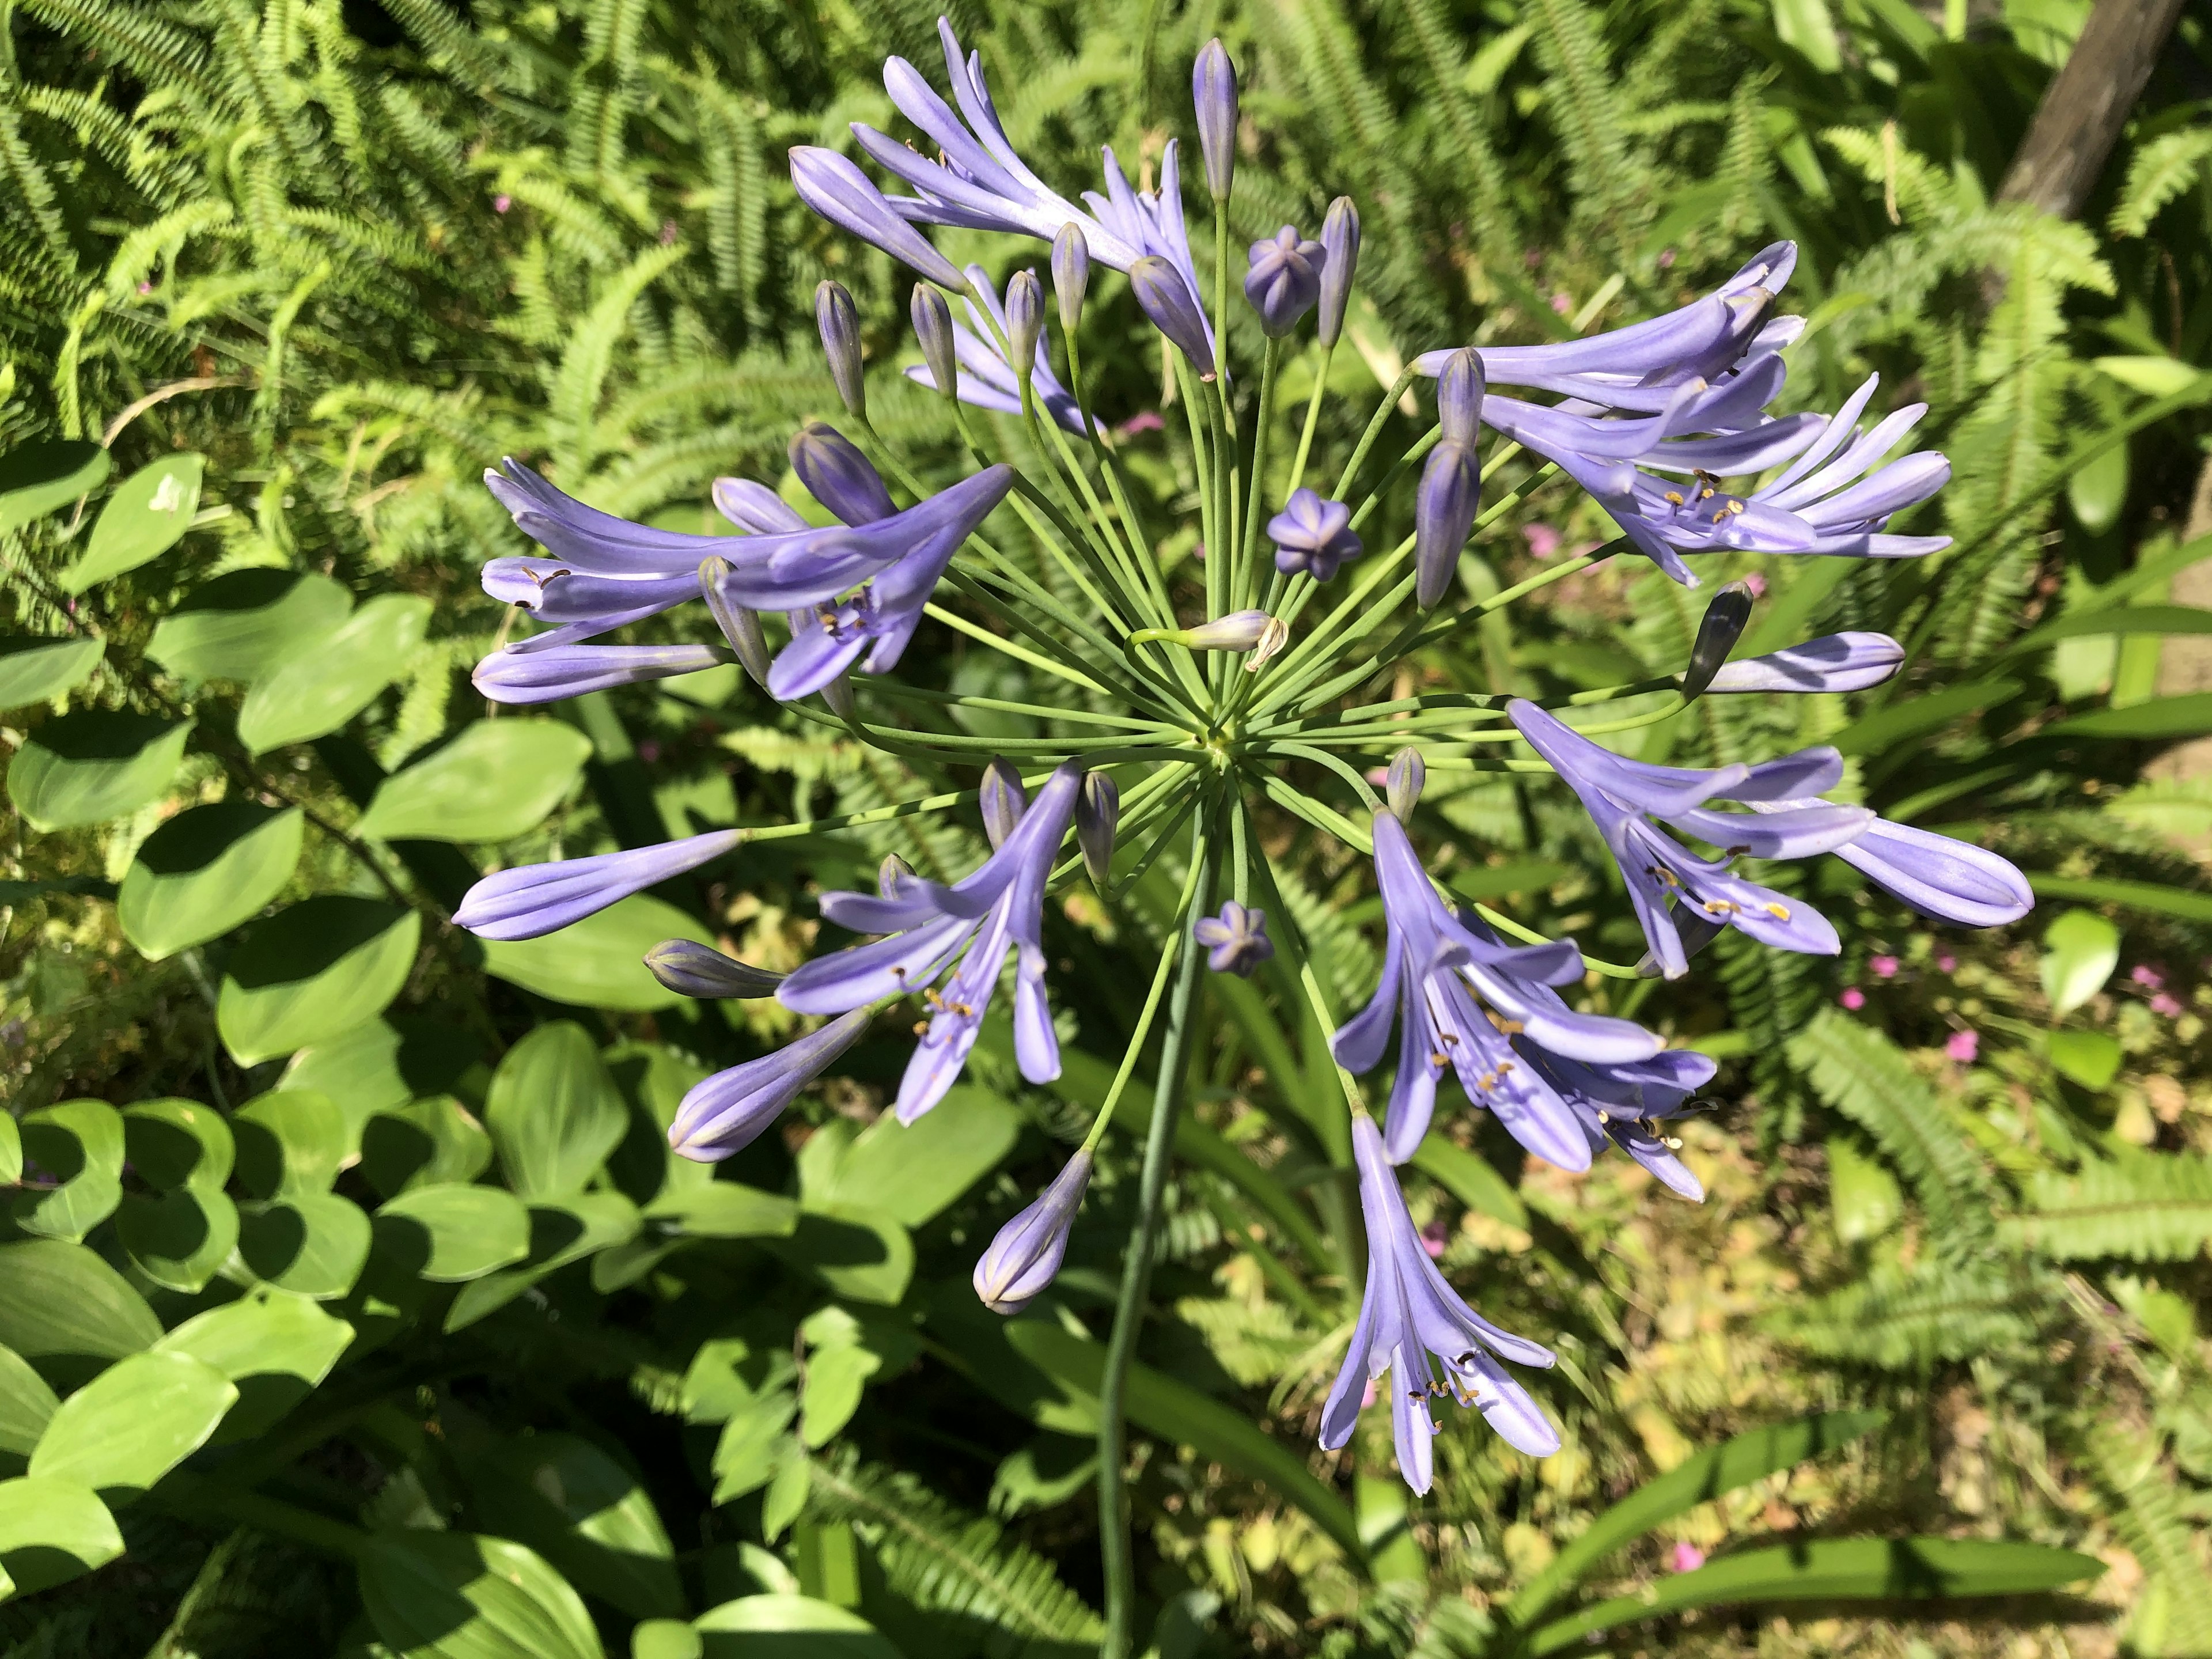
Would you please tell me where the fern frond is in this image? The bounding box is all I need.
[2006,1154,2212,1262]
[2109,128,2212,238]
[1774,1259,2047,1369]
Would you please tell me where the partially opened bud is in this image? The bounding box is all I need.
[1680,579,1756,700]
[1414,441,1481,609]
[1004,269,1046,380]
[815,279,866,419]
[645,940,785,999]
[1193,39,1237,202]
[1130,256,1216,380]
[911,283,959,403]
[1435,347,1485,447]
[1386,748,1426,818]
[1243,615,1290,672]
[699,557,773,688]
[979,758,1026,849]
[1077,771,1119,886]
[1317,196,1360,347]
[1052,224,1090,335]
[974,1150,1093,1315]
[1179,610,1272,651]
[789,420,896,525]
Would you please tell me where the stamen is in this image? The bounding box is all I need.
[1764,902,1792,920]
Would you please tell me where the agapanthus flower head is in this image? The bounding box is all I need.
[1196,901,1274,976]
[1317,196,1359,347]
[1193,38,1237,202]
[456,830,743,942]
[1321,1116,1560,1490]
[974,1149,1092,1313]
[1268,489,1362,581]
[669,1011,871,1162]
[1245,226,1325,338]
[815,279,866,419]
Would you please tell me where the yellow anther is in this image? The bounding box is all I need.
[1664,490,1684,506]
[1764,902,1792,921]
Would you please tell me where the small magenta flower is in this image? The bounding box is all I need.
[1870,955,1900,979]
[456,830,744,942]
[1131,256,1217,379]
[2132,963,2165,989]
[669,1012,872,1162]
[1317,196,1359,347]
[974,1150,1093,1314]
[1320,1116,1560,1490]
[1840,987,1866,1010]
[1937,953,1959,973]
[815,280,867,419]
[493,193,512,213]
[1195,901,1274,975]
[1193,38,1237,202]
[2151,993,2183,1017]
[1244,226,1326,337]
[644,940,785,999]
[1672,1543,1707,1573]
[1945,1029,1979,1064]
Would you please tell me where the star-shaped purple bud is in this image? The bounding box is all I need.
[1244,225,1326,337]
[1195,901,1274,976]
[1268,488,1363,581]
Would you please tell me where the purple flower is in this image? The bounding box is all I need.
[1195,901,1274,975]
[1317,196,1359,347]
[911,283,960,403]
[1193,38,1237,202]
[1706,632,1904,694]
[1415,441,1480,608]
[974,1149,1092,1313]
[1507,998,1717,1200]
[1510,700,1870,979]
[1131,256,1217,379]
[787,421,896,526]
[903,265,1093,435]
[644,940,785,999]
[815,279,866,418]
[473,641,733,704]
[1244,226,1325,337]
[788,145,968,292]
[1052,224,1090,331]
[1334,809,1664,1169]
[1320,1116,1560,1489]
[780,763,1084,1122]
[669,1011,872,1162]
[1747,801,2032,929]
[713,478,809,534]
[455,829,743,942]
[1269,489,1362,581]
[1003,268,1046,370]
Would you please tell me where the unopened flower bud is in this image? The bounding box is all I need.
[974,1150,1092,1314]
[1077,771,1119,887]
[699,557,773,688]
[1435,347,1485,448]
[1004,269,1045,380]
[1680,579,1756,700]
[1194,900,1274,976]
[815,279,866,420]
[789,420,895,526]
[1243,615,1290,672]
[1386,748,1426,819]
[1052,224,1090,335]
[979,758,1025,849]
[1193,39,1237,203]
[1130,256,1215,380]
[1414,441,1481,609]
[1175,610,1272,652]
[1245,226,1326,338]
[911,283,959,403]
[644,940,785,999]
[1318,196,1360,347]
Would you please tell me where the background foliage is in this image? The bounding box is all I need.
[2,0,2211,1654]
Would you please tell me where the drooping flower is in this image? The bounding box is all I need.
[1269,489,1362,581]
[1195,901,1274,975]
[1245,226,1326,337]
[669,1011,872,1162]
[1510,700,1871,979]
[974,1150,1093,1313]
[474,641,733,704]
[1334,808,1663,1168]
[903,266,1092,435]
[456,830,744,942]
[780,763,1083,1122]
[1320,1116,1560,1490]
[1706,631,1904,694]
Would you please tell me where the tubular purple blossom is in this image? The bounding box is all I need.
[1193,39,1237,202]
[815,279,867,419]
[1195,901,1273,976]
[1317,196,1359,348]
[789,421,897,527]
[1748,801,2033,927]
[1707,632,1904,694]
[1131,256,1217,380]
[1320,1116,1560,1490]
[1244,226,1325,337]
[1434,349,1484,448]
[474,641,733,704]
[974,1150,1093,1313]
[979,758,1025,849]
[668,1010,872,1162]
[789,145,969,292]
[1414,441,1480,609]
[456,829,744,942]
[1268,489,1362,581]
[644,940,785,999]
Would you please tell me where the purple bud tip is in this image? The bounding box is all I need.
[1414,441,1482,609]
[1130,256,1216,379]
[1435,348,1484,447]
[1244,225,1327,338]
[1386,749,1426,818]
[975,1150,1093,1313]
[1680,579,1756,699]
[1004,269,1046,378]
[979,758,1026,849]
[644,940,785,999]
[815,279,866,419]
[789,420,896,527]
[911,284,959,402]
[1268,487,1362,582]
[1194,39,1237,202]
[1194,900,1274,976]
[1318,196,1360,347]
[1052,224,1090,334]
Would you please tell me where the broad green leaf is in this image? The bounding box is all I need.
[692,1594,898,1659]
[359,1530,605,1659]
[2040,908,2119,1017]
[634,1623,703,1659]
[0,637,103,710]
[1830,678,2020,757]
[282,1017,480,1145]
[0,1346,59,1457]
[1446,859,1573,903]
[0,1115,15,1185]
[121,1098,234,1190]
[117,1188,240,1294]
[59,454,204,592]
[362,1096,494,1198]
[11,1099,124,1242]
[444,1193,642,1333]
[646,1182,801,1239]
[1409,1135,1528,1229]
[1825,1137,1902,1243]
[237,593,431,753]
[2094,354,2201,397]
[7,711,192,832]
[237,1193,373,1300]
[774,1205,914,1306]
[358,719,593,843]
[155,1287,354,1442]
[798,1343,879,1449]
[480,894,713,1012]
[2047,692,2212,740]
[1769,0,1840,69]
[217,897,420,1065]
[1504,1411,1887,1627]
[233,1088,351,1198]
[118,801,302,959]
[710,1400,798,1503]
[147,569,351,683]
[817,1084,1017,1228]
[375,1184,532,1281]
[1525,1537,2101,1653]
[485,1022,628,1198]
[28,1351,234,1502]
[0,1475,124,1597]
[2024,871,2212,924]
[2048,1028,2123,1090]
[0,440,110,535]
[463,1431,684,1622]
[0,1240,161,1389]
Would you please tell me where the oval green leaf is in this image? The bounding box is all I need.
[0,1475,124,1596]
[0,1345,59,1457]
[480,894,711,1012]
[362,1096,494,1199]
[358,1529,605,1659]
[0,1240,161,1390]
[116,1188,240,1294]
[2040,908,2120,1018]
[28,1351,235,1502]
[693,1594,899,1659]
[122,1098,235,1191]
[236,1193,373,1300]
[119,801,303,960]
[0,440,111,535]
[0,637,103,710]
[463,1431,684,1622]
[443,1193,642,1333]
[820,1084,1017,1229]
[217,897,421,1066]
[233,1088,350,1198]
[374,1185,532,1282]
[12,1100,125,1244]
[237,593,430,754]
[156,1287,355,1443]
[281,1017,481,1146]
[358,719,593,844]
[2046,691,2212,741]
[484,1022,627,1199]
[7,711,192,832]
[148,569,352,684]
[59,454,204,593]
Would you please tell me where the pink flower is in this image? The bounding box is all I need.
[493,194,512,213]
[1742,572,1768,598]
[2152,993,2183,1017]
[1945,1029,1979,1064]
[136,281,153,296]
[2131,964,2166,990]
[1419,1219,1449,1259]
[1524,522,1565,559]
[1550,291,1573,316]
[1117,411,1165,437]
[1839,987,1866,1011]
[1869,955,1899,979]
[1671,1542,1706,1573]
[1936,954,1957,973]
